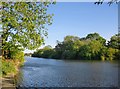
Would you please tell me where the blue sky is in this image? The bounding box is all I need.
[24,2,118,53]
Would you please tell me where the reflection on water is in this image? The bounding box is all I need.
[15,57,118,87]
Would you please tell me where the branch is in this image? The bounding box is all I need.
[94,0,119,5]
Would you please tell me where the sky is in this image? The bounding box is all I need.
[24,2,118,53]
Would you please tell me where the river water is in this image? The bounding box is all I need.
[15,56,118,87]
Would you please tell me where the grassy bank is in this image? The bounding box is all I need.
[1,56,24,88]
[1,51,25,76]
[2,59,24,77]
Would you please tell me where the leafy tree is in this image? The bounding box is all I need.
[107,34,120,60]
[78,40,103,60]
[64,35,80,43]
[32,33,119,60]
[54,41,65,59]
[81,33,106,45]
[41,45,54,58]
[106,48,116,60]
[24,53,32,56]
[108,33,120,49]
[62,36,84,59]
[2,60,16,75]
[54,35,84,59]
[1,2,55,59]
[3,42,23,59]
[114,49,120,60]
[106,34,120,60]
[32,45,54,58]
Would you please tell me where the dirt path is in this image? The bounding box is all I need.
[1,74,16,89]
[0,77,2,89]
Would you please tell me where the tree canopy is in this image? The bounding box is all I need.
[32,33,119,60]
[1,2,55,59]
[108,33,120,49]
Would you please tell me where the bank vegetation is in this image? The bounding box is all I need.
[32,33,120,60]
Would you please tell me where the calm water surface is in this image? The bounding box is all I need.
[15,56,118,87]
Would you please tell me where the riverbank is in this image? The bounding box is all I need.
[1,74,16,89]
[1,59,24,89]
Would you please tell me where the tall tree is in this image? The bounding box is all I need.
[1,2,55,58]
[54,35,84,59]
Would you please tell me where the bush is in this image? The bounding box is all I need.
[100,47,117,60]
[0,58,2,77]
[2,51,25,76]
[62,50,77,59]
[2,60,16,75]
[114,49,120,60]
[15,52,24,63]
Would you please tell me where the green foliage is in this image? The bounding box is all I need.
[78,44,91,60]
[32,45,55,58]
[99,46,107,61]
[24,53,32,56]
[114,49,120,60]
[0,58,2,77]
[108,33,120,49]
[11,51,25,64]
[105,48,116,60]
[32,33,119,60]
[77,40,102,60]
[1,2,55,59]
[2,60,16,75]
[3,42,24,59]
[55,36,84,59]
[1,2,55,76]
[2,51,24,76]
[42,49,55,58]
[107,33,120,60]
[62,50,76,59]
[82,33,106,45]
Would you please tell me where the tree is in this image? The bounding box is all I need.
[32,33,119,60]
[108,33,120,49]
[32,45,54,58]
[54,35,84,59]
[80,33,106,45]
[107,33,120,60]
[1,2,55,59]
[3,42,23,59]
[78,40,103,60]
[106,48,116,60]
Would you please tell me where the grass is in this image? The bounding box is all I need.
[2,59,16,76]
[0,57,2,77]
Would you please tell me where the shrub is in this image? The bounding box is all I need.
[2,60,16,75]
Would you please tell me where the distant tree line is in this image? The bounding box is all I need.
[25,53,32,56]
[32,33,120,60]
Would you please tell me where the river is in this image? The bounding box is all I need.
[15,56,118,87]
